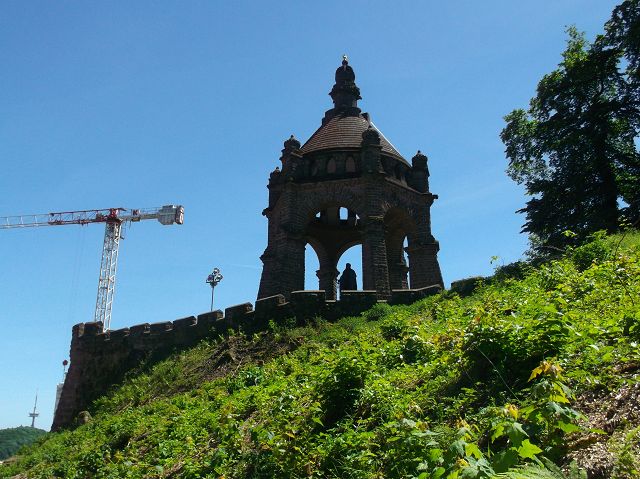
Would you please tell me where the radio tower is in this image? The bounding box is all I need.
[28,392,39,428]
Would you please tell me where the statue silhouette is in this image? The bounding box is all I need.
[339,263,357,292]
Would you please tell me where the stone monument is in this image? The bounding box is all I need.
[258,57,442,300]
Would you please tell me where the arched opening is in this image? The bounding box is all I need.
[303,201,364,300]
[337,243,363,298]
[304,243,321,291]
[346,156,356,173]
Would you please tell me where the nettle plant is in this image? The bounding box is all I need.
[414,359,583,479]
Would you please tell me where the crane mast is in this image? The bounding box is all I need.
[1,205,184,330]
[95,218,122,328]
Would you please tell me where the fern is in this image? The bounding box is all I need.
[494,458,586,479]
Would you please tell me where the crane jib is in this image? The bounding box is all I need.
[1,204,184,330]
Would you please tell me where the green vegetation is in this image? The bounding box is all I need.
[0,426,46,461]
[501,1,640,254]
[2,231,640,478]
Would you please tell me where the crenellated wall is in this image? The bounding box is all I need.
[52,286,441,431]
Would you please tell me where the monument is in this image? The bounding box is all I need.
[258,57,443,300]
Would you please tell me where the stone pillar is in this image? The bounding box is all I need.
[405,193,443,289]
[386,232,409,290]
[316,267,339,300]
[362,216,391,299]
[278,237,306,298]
[257,249,280,299]
[406,241,443,289]
[258,236,306,300]
[388,259,409,290]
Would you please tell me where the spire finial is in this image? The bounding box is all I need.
[328,55,361,113]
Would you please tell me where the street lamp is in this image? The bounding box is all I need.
[206,267,223,311]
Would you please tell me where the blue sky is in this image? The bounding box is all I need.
[0,1,621,430]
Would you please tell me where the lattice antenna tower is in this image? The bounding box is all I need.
[28,392,39,428]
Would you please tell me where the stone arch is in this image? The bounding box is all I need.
[336,238,363,264]
[294,183,366,230]
[295,186,366,299]
[305,238,333,291]
[306,237,331,269]
[384,206,417,233]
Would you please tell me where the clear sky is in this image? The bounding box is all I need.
[0,1,621,430]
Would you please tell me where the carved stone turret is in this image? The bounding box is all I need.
[410,150,430,193]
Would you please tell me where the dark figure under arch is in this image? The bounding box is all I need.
[339,263,357,293]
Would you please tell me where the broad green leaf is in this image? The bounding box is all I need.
[517,439,543,459]
[556,421,581,434]
[450,439,466,457]
[507,422,528,447]
[465,442,483,459]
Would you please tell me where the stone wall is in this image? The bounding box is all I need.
[52,285,441,431]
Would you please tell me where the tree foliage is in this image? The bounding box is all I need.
[0,427,46,460]
[502,1,640,254]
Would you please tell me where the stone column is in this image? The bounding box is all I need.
[257,248,279,299]
[258,235,306,300]
[316,267,339,300]
[386,232,409,290]
[279,237,306,297]
[362,216,391,299]
[388,259,409,290]
[406,240,442,289]
[405,193,443,289]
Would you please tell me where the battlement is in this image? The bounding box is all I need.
[52,285,441,431]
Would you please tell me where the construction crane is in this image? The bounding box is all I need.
[1,205,184,330]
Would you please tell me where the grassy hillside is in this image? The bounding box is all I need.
[0,427,46,461]
[2,231,639,478]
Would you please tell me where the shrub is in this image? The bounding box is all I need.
[571,231,610,271]
[362,302,392,322]
[319,355,368,426]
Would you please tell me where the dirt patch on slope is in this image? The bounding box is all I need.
[567,364,640,478]
[196,332,303,382]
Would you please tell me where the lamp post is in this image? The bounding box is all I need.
[206,267,223,311]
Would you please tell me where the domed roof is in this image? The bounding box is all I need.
[300,113,407,163]
[299,58,408,164]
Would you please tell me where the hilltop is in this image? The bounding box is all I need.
[2,231,639,478]
[0,427,46,462]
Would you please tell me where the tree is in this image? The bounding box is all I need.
[0,426,46,460]
[501,1,640,255]
[606,0,640,222]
